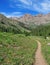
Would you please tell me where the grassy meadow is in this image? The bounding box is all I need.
[0,32,37,65]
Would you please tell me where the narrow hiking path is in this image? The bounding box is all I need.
[34,40,48,65]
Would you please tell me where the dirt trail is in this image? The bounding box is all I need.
[34,40,48,65]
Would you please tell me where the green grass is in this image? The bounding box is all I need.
[0,32,37,65]
[35,36,50,65]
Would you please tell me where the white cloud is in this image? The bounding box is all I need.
[10,0,50,13]
[32,0,50,13]
[19,0,32,5]
[10,0,33,9]
[1,0,50,17]
[41,2,50,11]
[0,12,9,17]
[10,0,32,5]
[11,12,22,15]
[0,12,23,18]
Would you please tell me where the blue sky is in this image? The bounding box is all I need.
[0,0,50,17]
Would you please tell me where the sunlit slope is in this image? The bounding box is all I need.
[0,32,37,65]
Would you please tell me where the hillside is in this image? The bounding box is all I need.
[11,13,50,31]
[12,13,50,25]
[0,13,50,36]
[0,32,37,65]
[0,14,30,34]
[0,14,50,65]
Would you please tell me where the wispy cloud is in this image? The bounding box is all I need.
[33,0,50,13]
[9,0,33,9]
[19,0,32,5]
[9,0,50,14]
[1,0,50,17]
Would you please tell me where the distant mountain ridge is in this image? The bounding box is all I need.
[0,14,30,33]
[11,13,50,25]
[0,13,50,36]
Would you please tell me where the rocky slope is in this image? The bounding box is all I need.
[0,14,30,33]
[0,13,50,34]
[11,13,50,25]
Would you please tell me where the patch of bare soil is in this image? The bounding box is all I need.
[34,41,48,65]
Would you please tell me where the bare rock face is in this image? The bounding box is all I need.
[18,14,33,23]
[11,13,50,25]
